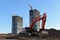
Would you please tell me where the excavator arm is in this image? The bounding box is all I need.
[30,13,47,31]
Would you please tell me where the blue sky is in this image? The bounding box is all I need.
[0,0,60,33]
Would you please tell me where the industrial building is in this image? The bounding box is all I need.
[12,16,23,34]
[29,9,40,31]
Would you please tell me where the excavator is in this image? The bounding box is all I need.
[20,13,47,37]
[25,13,47,34]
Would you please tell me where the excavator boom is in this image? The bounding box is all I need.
[30,13,47,31]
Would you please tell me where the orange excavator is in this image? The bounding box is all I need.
[25,13,46,33]
[29,13,47,32]
[23,13,47,36]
